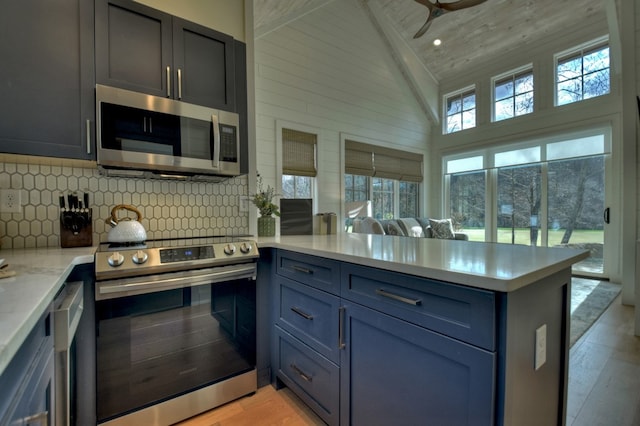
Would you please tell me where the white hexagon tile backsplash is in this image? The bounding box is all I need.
[0,156,249,249]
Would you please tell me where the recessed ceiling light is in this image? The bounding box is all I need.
[433,39,442,46]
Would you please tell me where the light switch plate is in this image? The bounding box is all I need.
[535,324,547,370]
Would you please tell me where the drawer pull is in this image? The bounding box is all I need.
[291,306,314,320]
[290,363,313,382]
[376,289,422,306]
[292,265,313,274]
[338,306,346,349]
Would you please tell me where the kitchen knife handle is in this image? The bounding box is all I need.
[166,65,171,98]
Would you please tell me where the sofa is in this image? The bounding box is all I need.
[352,217,469,241]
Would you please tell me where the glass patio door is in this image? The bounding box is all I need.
[547,155,605,275]
[445,128,611,278]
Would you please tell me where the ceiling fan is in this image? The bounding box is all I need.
[413,0,488,39]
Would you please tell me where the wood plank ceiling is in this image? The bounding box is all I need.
[254,0,609,82]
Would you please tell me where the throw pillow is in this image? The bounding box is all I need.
[360,217,385,234]
[386,221,405,236]
[397,218,424,238]
[428,218,455,239]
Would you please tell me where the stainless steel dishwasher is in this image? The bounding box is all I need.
[53,281,84,426]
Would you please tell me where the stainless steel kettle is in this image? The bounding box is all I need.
[106,204,147,243]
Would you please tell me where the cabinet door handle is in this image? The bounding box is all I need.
[292,265,313,274]
[291,306,313,320]
[338,306,346,349]
[177,68,182,99]
[143,117,147,132]
[290,363,313,382]
[22,410,48,425]
[376,289,422,306]
[166,65,171,97]
[86,119,91,155]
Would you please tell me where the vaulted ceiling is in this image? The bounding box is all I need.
[254,0,610,82]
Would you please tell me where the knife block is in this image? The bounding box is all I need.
[60,210,93,248]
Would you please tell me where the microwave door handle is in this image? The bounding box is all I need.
[212,114,220,170]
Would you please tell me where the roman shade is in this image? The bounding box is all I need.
[345,140,423,182]
[282,128,317,177]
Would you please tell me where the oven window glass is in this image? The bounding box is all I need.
[95,279,256,422]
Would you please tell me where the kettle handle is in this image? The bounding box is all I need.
[106,204,143,224]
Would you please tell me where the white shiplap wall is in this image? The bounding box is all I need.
[254,0,430,217]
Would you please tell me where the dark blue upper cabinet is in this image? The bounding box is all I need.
[0,0,95,159]
[96,0,237,112]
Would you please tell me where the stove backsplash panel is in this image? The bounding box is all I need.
[0,156,249,249]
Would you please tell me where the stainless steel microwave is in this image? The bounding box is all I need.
[96,84,241,181]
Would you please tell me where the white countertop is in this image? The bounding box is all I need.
[257,233,590,292]
[0,234,589,377]
[0,246,96,377]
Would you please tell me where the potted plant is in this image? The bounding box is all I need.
[251,177,280,236]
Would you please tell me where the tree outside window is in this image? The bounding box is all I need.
[557,44,610,106]
[372,177,394,219]
[494,70,534,121]
[344,174,369,203]
[282,175,312,198]
[445,90,476,134]
[399,181,418,217]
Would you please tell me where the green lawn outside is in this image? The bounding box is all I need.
[462,228,604,247]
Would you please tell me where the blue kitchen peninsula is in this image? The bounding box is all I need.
[257,234,589,426]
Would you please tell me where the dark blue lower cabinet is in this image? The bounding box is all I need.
[275,325,340,425]
[340,302,496,426]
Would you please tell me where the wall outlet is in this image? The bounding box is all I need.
[535,324,547,370]
[0,189,22,213]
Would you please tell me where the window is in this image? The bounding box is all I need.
[399,181,419,217]
[344,139,423,224]
[372,177,394,219]
[282,175,312,198]
[281,128,316,198]
[444,88,476,134]
[493,68,534,121]
[345,174,369,202]
[556,40,610,106]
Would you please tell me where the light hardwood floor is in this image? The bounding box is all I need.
[180,294,640,426]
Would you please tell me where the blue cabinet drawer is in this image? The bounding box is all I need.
[276,276,341,363]
[276,250,340,295]
[341,263,496,351]
[275,326,339,426]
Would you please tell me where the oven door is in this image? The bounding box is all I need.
[95,265,256,424]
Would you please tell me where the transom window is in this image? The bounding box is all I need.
[556,39,610,106]
[444,88,476,134]
[493,68,534,121]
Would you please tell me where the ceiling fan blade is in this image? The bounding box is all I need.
[439,0,488,11]
[413,16,433,39]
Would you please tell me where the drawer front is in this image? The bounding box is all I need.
[277,277,341,363]
[276,250,340,295]
[341,264,496,351]
[275,326,339,426]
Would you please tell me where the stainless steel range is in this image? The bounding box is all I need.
[94,236,259,426]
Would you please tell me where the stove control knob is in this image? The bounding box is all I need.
[132,250,148,265]
[107,252,125,267]
[224,243,237,255]
[240,242,252,254]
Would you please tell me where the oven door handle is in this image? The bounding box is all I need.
[96,263,257,300]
